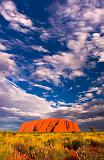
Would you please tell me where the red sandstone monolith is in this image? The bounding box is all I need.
[19,118,80,132]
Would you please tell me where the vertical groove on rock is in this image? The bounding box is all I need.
[46,121,52,131]
[37,121,45,131]
[33,126,37,131]
[66,121,69,130]
[50,121,59,132]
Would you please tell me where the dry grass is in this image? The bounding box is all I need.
[0,132,104,160]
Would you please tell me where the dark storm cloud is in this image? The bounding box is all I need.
[80,120,104,131]
[48,106,104,120]
[0,113,40,130]
[47,99,104,131]
[84,100,104,110]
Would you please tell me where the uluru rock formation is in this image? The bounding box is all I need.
[19,118,80,132]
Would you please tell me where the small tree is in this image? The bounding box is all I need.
[88,127,96,132]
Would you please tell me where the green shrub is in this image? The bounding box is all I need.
[72,140,82,151]
[88,127,96,132]
[63,142,72,150]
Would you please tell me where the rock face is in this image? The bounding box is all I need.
[19,118,80,132]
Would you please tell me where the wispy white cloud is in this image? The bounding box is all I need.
[43,0,104,79]
[67,32,88,53]
[0,38,49,54]
[32,67,60,84]
[32,52,86,84]
[48,0,104,36]
[96,75,104,85]
[99,53,104,62]
[83,86,104,94]
[85,92,93,98]
[0,78,56,118]
[40,29,50,41]
[1,107,20,112]
[33,83,52,91]
[83,8,104,24]
[0,43,7,51]
[91,33,104,62]
[95,51,104,62]
[78,85,104,103]
[0,52,16,77]
[0,0,34,33]
[69,70,84,79]
[31,45,49,53]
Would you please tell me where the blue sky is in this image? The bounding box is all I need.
[0,0,104,131]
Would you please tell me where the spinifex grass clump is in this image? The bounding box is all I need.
[0,132,104,160]
[12,143,68,160]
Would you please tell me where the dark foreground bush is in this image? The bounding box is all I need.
[13,143,28,154]
[90,140,101,147]
[72,140,82,151]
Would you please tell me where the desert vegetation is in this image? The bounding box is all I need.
[0,132,104,160]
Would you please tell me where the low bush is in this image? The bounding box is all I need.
[71,140,82,151]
